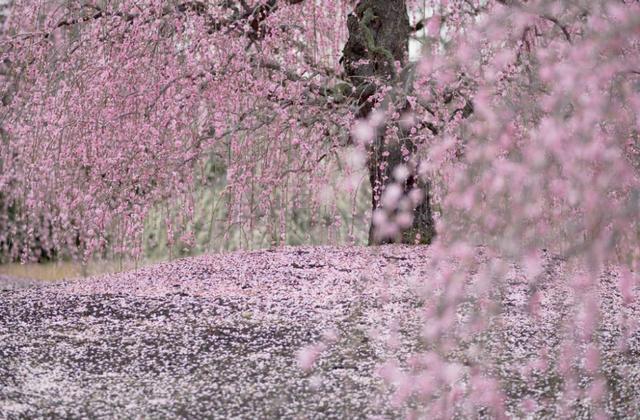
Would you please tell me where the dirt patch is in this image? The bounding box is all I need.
[0,275,61,292]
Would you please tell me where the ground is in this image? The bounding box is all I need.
[0,246,638,419]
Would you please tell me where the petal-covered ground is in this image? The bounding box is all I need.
[0,246,638,418]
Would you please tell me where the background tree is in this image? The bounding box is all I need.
[0,0,447,260]
[1,0,637,266]
[343,0,439,245]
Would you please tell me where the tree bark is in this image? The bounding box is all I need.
[342,0,436,245]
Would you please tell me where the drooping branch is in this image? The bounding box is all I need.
[36,0,306,41]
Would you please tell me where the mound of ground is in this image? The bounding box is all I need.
[0,246,638,418]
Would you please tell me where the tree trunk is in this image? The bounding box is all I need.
[342,0,436,245]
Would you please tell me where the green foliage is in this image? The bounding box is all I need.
[141,156,371,260]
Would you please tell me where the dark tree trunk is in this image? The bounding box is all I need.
[342,0,436,245]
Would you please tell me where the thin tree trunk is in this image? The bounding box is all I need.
[342,0,436,245]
